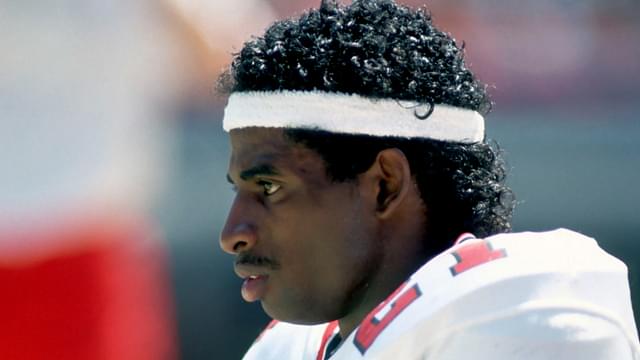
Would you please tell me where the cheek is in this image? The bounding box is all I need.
[291,202,378,295]
[263,187,380,321]
[284,198,374,268]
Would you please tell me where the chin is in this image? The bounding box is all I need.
[262,301,336,325]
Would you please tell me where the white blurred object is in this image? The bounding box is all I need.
[0,0,189,253]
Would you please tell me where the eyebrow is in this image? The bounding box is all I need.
[226,164,280,184]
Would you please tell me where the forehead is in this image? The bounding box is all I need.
[228,127,326,178]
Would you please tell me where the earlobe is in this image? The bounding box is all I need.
[373,149,412,219]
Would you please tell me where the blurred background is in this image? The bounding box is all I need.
[1,0,638,359]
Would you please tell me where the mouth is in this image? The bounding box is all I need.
[241,274,269,302]
[234,264,271,302]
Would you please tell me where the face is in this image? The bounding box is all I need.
[221,128,383,324]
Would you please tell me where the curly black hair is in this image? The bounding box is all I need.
[220,0,514,253]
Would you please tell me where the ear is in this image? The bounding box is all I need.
[364,148,413,219]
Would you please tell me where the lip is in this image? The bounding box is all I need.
[241,275,269,302]
[234,264,271,302]
[234,263,270,280]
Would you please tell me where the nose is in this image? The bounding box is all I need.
[220,195,258,255]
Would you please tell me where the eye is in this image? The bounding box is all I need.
[258,180,281,196]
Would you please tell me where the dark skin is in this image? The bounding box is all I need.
[221,127,429,338]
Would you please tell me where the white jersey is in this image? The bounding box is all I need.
[243,229,640,359]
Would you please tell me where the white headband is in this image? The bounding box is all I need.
[223,91,485,143]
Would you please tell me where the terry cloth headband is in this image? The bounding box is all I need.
[222,91,485,143]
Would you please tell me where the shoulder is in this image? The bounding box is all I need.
[427,228,631,302]
[242,320,331,360]
[375,299,640,360]
[419,229,639,353]
[336,229,640,359]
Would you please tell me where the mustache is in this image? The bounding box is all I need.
[235,253,280,270]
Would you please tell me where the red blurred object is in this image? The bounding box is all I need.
[0,216,177,360]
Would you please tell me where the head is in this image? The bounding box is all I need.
[219,0,514,326]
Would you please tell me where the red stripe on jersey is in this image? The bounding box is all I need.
[316,321,339,360]
[454,232,476,245]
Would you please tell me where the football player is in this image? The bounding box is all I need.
[218,1,640,358]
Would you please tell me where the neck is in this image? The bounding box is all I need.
[337,194,430,339]
[337,245,427,339]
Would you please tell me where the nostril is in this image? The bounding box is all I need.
[233,240,248,252]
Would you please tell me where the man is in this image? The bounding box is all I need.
[218,0,640,358]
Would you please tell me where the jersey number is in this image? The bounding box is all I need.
[354,284,422,354]
[449,240,507,276]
